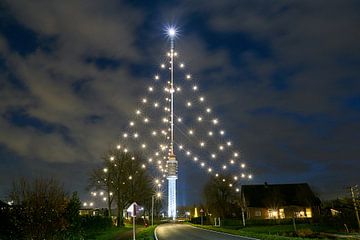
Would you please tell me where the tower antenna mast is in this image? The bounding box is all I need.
[166,27,178,220]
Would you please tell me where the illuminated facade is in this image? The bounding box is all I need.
[241,183,320,220]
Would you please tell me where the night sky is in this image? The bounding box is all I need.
[0,0,359,206]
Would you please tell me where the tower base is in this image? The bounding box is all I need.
[167,176,177,220]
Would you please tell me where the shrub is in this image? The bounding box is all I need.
[296,228,314,237]
[80,215,113,231]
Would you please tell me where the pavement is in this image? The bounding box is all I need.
[155,223,257,240]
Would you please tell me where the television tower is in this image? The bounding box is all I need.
[166,27,177,220]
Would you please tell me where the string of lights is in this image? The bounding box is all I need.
[87,27,253,209]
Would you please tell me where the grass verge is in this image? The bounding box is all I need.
[136,225,157,240]
[190,224,329,240]
[84,225,131,240]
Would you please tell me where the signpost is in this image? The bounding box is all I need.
[127,202,138,240]
[200,209,204,225]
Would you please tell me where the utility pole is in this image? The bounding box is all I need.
[350,185,360,231]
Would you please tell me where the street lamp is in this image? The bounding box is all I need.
[151,192,162,226]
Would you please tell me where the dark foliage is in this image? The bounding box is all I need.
[0,178,83,240]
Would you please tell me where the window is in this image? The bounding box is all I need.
[255,210,262,217]
[306,208,312,218]
[279,208,285,219]
[268,209,278,219]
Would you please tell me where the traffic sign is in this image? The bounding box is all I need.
[127,202,138,217]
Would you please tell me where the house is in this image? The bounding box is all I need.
[241,183,321,220]
[0,200,10,211]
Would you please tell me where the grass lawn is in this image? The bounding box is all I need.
[84,225,132,240]
[136,225,157,240]
[84,224,156,240]
[190,224,332,240]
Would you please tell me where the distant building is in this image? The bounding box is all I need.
[79,208,108,216]
[0,200,10,211]
[241,183,321,220]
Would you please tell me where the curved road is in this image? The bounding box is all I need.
[155,223,256,240]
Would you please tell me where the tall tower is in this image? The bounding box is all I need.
[166,27,177,220]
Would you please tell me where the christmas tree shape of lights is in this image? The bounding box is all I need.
[94,27,253,219]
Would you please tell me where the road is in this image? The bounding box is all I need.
[155,223,256,240]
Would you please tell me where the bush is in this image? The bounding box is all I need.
[245,218,312,226]
[1,178,84,240]
[296,228,314,238]
[81,215,113,231]
[190,216,211,225]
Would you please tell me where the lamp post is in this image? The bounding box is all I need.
[152,192,162,226]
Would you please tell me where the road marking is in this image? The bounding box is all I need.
[154,226,159,240]
[189,225,259,240]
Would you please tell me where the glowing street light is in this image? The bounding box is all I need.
[152,191,162,226]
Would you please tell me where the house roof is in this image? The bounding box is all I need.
[0,200,9,208]
[241,183,321,208]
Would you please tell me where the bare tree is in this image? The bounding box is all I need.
[89,149,153,226]
[203,174,240,218]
